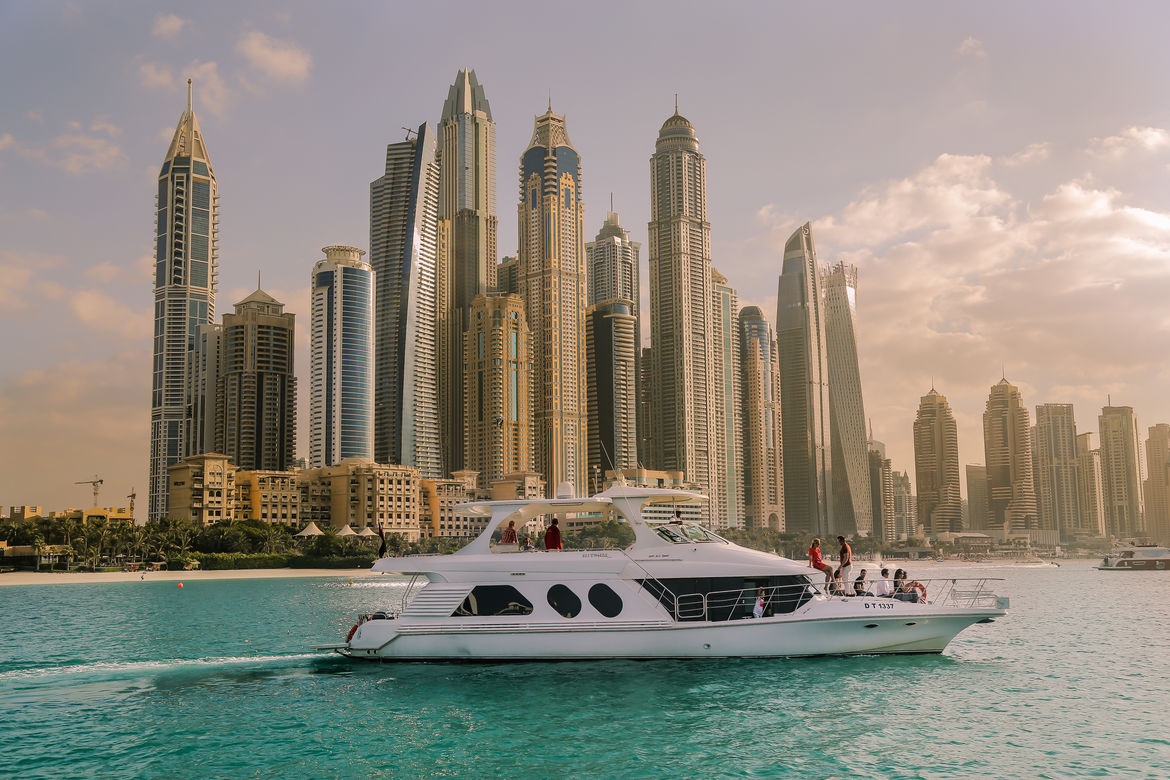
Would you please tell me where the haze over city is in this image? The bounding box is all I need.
[2,1,1169,513]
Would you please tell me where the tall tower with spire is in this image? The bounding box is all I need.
[518,104,586,497]
[982,378,1039,533]
[149,80,218,521]
[913,386,962,535]
[437,69,497,475]
[648,104,723,525]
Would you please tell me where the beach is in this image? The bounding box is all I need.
[0,568,380,587]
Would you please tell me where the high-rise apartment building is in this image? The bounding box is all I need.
[586,209,642,467]
[585,300,639,491]
[777,223,832,534]
[648,108,722,525]
[309,246,374,468]
[187,322,221,457]
[497,256,519,295]
[463,293,532,489]
[913,388,962,535]
[966,464,988,532]
[370,123,441,477]
[437,70,497,475]
[823,261,873,536]
[739,306,784,530]
[1098,405,1145,538]
[217,289,296,471]
[149,81,218,521]
[982,379,1039,532]
[891,470,916,540]
[517,105,587,497]
[1144,424,1170,544]
[867,439,894,543]
[1075,433,1106,537]
[1033,403,1081,539]
[712,270,743,528]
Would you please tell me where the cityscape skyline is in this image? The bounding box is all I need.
[4,3,1170,514]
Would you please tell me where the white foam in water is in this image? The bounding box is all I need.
[0,653,322,683]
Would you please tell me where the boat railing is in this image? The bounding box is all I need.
[669,578,1004,621]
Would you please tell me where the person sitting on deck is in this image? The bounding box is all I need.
[893,569,920,602]
[854,569,869,596]
[807,538,833,587]
[871,568,893,597]
[544,518,563,550]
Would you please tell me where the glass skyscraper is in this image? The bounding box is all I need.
[437,70,497,476]
[310,246,374,468]
[149,81,217,521]
[369,123,441,478]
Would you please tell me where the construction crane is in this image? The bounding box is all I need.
[75,475,103,508]
[127,487,136,518]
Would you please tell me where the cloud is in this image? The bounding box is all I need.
[0,206,49,221]
[184,60,230,117]
[956,37,986,59]
[25,109,43,122]
[1088,126,1170,159]
[68,288,152,342]
[0,250,65,312]
[138,62,174,88]
[788,148,1170,480]
[236,31,312,84]
[41,131,127,174]
[1000,142,1050,167]
[152,13,189,38]
[0,133,13,151]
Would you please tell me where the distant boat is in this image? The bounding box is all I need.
[1097,544,1170,571]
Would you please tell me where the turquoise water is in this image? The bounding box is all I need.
[2,562,1168,779]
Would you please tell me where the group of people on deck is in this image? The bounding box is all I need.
[498,518,562,551]
[807,538,925,602]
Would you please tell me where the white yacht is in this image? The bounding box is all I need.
[323,486,1008,661]
[1098,544,1170,571]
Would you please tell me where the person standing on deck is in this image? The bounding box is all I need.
[545,518,563,550]
[837,536,853,590]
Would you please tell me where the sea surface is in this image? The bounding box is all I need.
[2,561,1168,779]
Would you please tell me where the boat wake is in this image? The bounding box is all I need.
[0,653,325,685]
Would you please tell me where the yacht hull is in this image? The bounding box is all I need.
[340,609,1002,661]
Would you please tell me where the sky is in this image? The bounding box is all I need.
[2,1,1169,515]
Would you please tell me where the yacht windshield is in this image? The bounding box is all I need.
[653,523,727,544]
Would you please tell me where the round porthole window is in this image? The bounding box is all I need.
[588,583,623,618]
[547,584,582,618]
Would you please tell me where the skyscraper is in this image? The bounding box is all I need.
[891,470,916,540]
[517,104,586,497]
[369,123,441,476]
[823,261,872,536]
[309,246,374,468]
[867,439,894,543]
[149,81,218,521]
[1143,424,1170,544]
[648,107,721,524]
[437,70,497,475]
[777,223,832,534]
[1075,433,1106,537]
[913,388,961,535]
[982,379,1039,533]
[738,306,783,530]
[712,270,744,528]
[218,289,296,471]
[586,208,642,466]
[1098,405,1145,538]
[966,464,988,532]
[1033,403,1081,539]
[187,322,221,457]
[463,293,531,488]
[585,300,639,491]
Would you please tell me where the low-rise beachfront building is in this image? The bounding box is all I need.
[297,458,422,541]
[420,470,482,538]
[46,507,136,525]
[8,506,44,521]
[168,453,236,525]
[235,470,301,525]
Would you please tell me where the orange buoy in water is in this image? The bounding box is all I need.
[177,583,184,588]
[349,579,354,584]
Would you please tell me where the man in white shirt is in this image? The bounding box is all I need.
[871,567,893,597]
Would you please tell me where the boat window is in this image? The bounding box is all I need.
[588,583,623,618]
[652,523,727,544]
[547,584,582,618]
[639,575,813,621]
[452,586,534,617]
[655,525,689,543]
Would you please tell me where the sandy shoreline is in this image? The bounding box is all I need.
[0,568,382,587]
